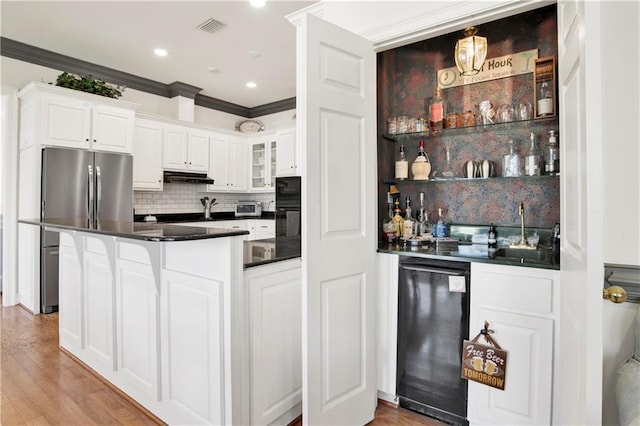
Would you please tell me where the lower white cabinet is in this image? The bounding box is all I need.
[250,219,276,240]
[468,263,559,426]
[375,252,399,402]
[161,269,226,424]
[83,237,115,373]
[245,259,302,425]
[115,241,160,402]
[58,233,83,353]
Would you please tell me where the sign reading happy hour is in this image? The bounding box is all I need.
[461,340,508,390]
[437,49,539,89]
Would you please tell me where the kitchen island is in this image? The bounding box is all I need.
[21,218,250,425]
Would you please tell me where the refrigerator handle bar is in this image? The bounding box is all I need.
[96,166,102,222]
[400,265,466,276]
[87,164,94,221]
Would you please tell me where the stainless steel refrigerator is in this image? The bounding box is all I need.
[41,147,133,313]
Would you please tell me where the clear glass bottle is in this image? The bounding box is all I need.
[403,196,415,239]
[537,81,553,116]
[502,139,523,177]
[416,192,428,236]
[524,132,541,176]
[382,202,396,243]
[411,139,431,180]
[395,144,408,180]
[545,130,560,176]
[429,88,445,134]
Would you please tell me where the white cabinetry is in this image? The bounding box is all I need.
[245,259,302,425]
[251,220,275,240]
[207,137,248,192]
[18,81,137,153]
[375,252,399,402]
[115,241,160,402]
[133,118,163,191]
[275,128,298,177]
[58,233,83,353]
[250,137,277,192]
[468,263,559,426]
[83,237,115,373]
[163,125,209,172]
[56,230,246,425]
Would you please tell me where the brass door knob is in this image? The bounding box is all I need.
[602,285,627,303]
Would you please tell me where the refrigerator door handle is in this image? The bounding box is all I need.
[87,164,94,221]
[400,265,466,276]
[96,166,102,221]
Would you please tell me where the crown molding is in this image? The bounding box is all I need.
[248,97,296,118]
[0,37,295,118]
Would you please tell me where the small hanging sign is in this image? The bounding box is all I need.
[438,49,539,89]
[461,321,508,390]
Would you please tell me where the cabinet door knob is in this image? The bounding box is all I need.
[86,138,89,142]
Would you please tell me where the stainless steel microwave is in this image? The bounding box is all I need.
[235,201,262,217]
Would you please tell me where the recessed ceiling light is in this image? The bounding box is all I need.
[250,0,266,8]
[246,81,257,89]
[207,66,219,73]
[248,50,261,58]
[154,48,168,57]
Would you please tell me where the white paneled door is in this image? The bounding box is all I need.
[557,1,602,424]
[293,12,376,425]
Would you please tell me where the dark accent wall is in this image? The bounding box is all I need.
[377,4,559,231]
[0,37,295,118]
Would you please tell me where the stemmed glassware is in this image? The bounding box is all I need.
[433,139,459,179]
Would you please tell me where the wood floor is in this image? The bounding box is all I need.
[1,301,444,425]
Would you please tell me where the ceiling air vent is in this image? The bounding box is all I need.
[197,18,226,34]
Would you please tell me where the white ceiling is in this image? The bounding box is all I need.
[1,1,316,108]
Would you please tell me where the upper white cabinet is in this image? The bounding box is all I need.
[468,263,559,426]
[275,128,298,177]
[163,125,209,173]
[18,81,137,153]
[133,118,163,191]
[207,137,248,192]
[250,137,277,192]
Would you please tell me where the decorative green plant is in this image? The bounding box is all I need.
[53,72,125,98]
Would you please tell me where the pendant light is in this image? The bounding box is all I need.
[454,26,488,76]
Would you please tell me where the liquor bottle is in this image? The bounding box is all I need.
[545,130,560,176]
[382,202,396,243]
[392,200,404,239]
[411,139,431,180]
[537,81,553,116]
[395,144,408,180]
[416,192,429,236]
[429,88,445,134]
[433,207,448,238]
[488,223,498,254]
[403,196,415,239]
[502,138,523,177]
[552,222,561,264]
[524,132,541,176]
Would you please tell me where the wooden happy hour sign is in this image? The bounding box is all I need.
[461,322,508,390]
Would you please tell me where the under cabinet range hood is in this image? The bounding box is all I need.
[163,171,214,184]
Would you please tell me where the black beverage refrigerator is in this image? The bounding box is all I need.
[275,176,301,237]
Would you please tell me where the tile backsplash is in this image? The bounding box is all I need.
[134,184,275,215]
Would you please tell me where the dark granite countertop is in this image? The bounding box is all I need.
[378,241,560,270]
[134,211,275,223]
[20,218,249,242]
[244,236,301,269]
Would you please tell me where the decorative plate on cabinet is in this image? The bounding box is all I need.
[235,119,265,133]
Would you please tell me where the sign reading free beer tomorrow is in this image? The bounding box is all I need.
[461,323,509,390]
[437,49,539,89]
